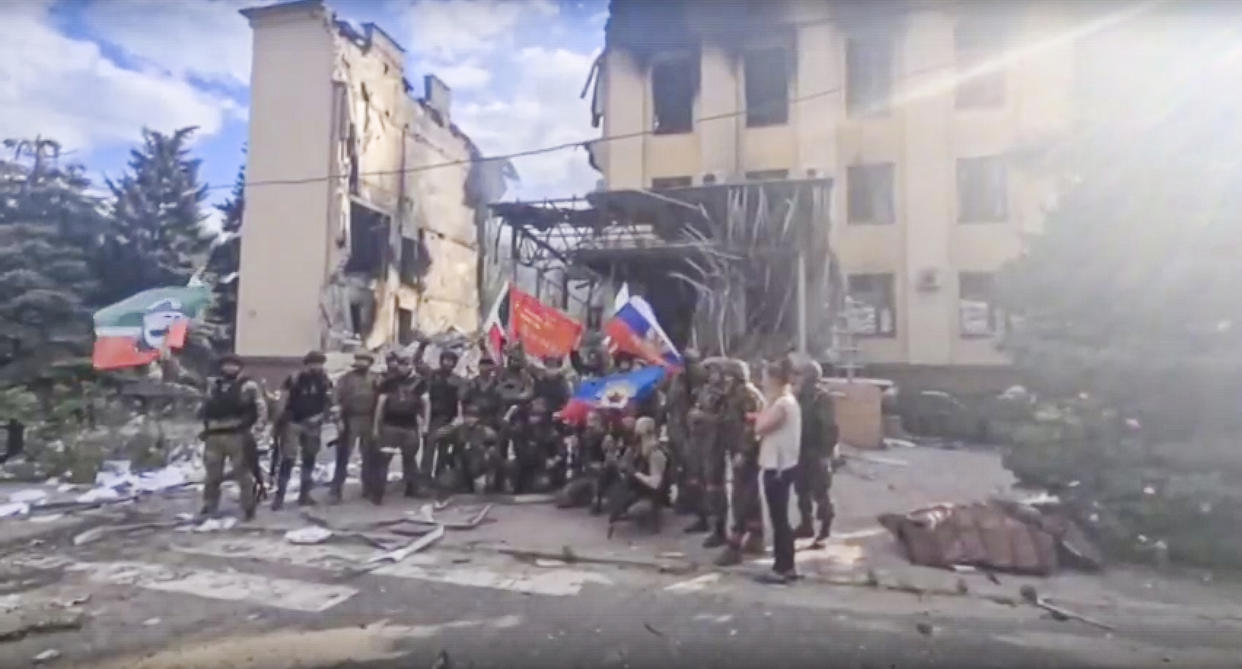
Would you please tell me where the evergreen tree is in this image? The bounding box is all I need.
[98,127,212,305]
[202,155,245,352]
[995,25,1242,435]
[0,138,104,388]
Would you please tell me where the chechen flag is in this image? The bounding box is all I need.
[92,286,210,370]
[480,281,511,363]
[603,295,683,369]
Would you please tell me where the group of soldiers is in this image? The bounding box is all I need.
[195,339,839,566]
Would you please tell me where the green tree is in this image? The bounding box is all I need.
[996,24,1242,437]
[98,127,212,305]
[202,155,244,352]
[0,138,104,391]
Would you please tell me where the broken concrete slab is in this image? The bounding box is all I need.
[0,607,84,643]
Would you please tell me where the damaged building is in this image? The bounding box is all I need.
[234,0,501,380]
[531,0,1076,378]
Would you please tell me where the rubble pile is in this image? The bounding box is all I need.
[995,393,1242,569]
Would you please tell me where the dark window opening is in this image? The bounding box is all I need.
[846,37,893,117]
[744,169,788,181]
[651,176,692,190]
[586,305,603,330]
[959,272,1004,337]
[346,202,390,275]
[349,303,364,336]
[846,273,897,337]
[744,47,789,127]
[957,155,1007,222]
[847,163,896,224]
[397,306,414,345]
[400,237,417,285]
[955,21,1006,108]
[651,54,697,135]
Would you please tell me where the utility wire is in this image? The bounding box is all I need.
[207,59,959,192]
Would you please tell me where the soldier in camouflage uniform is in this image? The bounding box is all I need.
[414,341,467,479]
[330,351,379,504]
[273,351,333,510]
[200,354,268,520]
[555,410,609,508]
[715,360,767,566]
[794,358,837,546]
[431,402,500,493]
[374,353,428,502]
[665,350,701,514]
[684,362,726,536]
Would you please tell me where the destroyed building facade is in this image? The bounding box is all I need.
[587,0,1076,375]
[234,0,490,380]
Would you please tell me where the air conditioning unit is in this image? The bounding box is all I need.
[698,170,728,186]
[916,268,941,292]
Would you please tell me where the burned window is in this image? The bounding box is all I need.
[846,273,897,337]
[651,54,696,135]
[744,47,789,127]
[846,37,893,117]
[346,202,390,275]
[847,163,895,224]
[955,20,1006,109]
[400,236,418,285]
[397,306,414,345]
[959,272,1004,337]
[651,176,692,190]
[957,155,1007,222]
[744,169,788,181]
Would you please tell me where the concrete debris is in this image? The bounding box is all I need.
[53,594,90,609]
[0,502,30,518]
[535,559,567,568]
[28,514,64,524]
[142,617,161,627]
[73,521,182,546]
[285,527,334,545]
[8,489,48,504]
[0,608,85,642]
[32,648,61,663]
[403,503,493,530]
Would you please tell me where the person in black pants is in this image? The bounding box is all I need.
[752,357,803,584]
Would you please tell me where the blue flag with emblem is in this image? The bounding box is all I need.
[558,365,667,424]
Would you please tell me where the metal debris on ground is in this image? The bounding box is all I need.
[879,499,1102,576]
[403,503,493,530]
[73,521,182,547]
[360,524,445,571]
[1019,585,1114,631]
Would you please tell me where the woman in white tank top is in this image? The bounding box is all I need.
[753,358,802,584]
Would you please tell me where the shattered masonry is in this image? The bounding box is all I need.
[236,0,505,375]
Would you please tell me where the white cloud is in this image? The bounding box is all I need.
[452,47,601,199]
[421,60,493,91]
[401,0,556,60]
[79,0,259,88]
[0,3,236,151]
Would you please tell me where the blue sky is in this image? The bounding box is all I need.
[0,0,607,229]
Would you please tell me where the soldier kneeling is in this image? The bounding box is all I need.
[431,402,499,494]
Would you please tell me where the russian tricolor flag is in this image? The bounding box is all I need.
[603,295,683,369]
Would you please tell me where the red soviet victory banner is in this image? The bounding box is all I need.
[508,285,584,359]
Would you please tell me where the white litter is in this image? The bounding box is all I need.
[29,513,65,524]
[0,502,31,518]
[33,649,61,664]
[75,487,121,504]
[535,559,567,568]
[56,484,79,493]
[284,527,334,545]
[192,517,238,533]
[142,617,161,626]
[8,489,49,504]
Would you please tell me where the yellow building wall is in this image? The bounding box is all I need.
[598,1,1076,367]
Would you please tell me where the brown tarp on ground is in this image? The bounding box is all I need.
[879,500,1102,576]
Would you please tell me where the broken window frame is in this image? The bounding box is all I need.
[397,304,414,346]
[956,155,1008,223]
[744,46,791,127]
[651,176,693,190]
[650,51,698,135]
[846,36,893,118]
[845,273,897,338]
[847,162,896,224]
[744,169,789,182]
[954,19,1007,109]
[399,236,418,286]
[958,271,1005,338]
[345,201,391,276]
